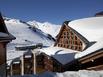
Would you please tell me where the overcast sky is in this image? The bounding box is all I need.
[0,0,103,24]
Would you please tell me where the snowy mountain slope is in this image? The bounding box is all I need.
[27,21,61,37]
[4,18,55,63]
[5,18,55,47]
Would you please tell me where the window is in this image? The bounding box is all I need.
[75,41,78,45]
[64,32,66,35]
[58,44,60,47]
[75,46,78,50]
[75,36,77,40]
[71,46,73,49]
[60,44,62,47]
[61,36,63,38]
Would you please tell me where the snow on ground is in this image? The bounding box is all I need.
[27,21,61,37]
[11,70,103,77]
[5,19,54,46]
[4,18,55,64]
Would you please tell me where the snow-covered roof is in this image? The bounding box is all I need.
[75,37,103,58]
[69,17,103,42]
[40,47,78,65]
[68,16,103,59]
[7,50,26,65]
[0,32,9,37]
[0,32,15,40]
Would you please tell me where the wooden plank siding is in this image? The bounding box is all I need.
[36,54,45,74]
[0,12,15,77]
[10,60,21,76]
[43,53,65,72]
[11,62,21,75]
[44,55,53,72]
[78,49,103,70]
[23,53,34,74]
[86,64,103,70]
[0,43,6,65]
[52,58,63,72]
[79,50,103,64]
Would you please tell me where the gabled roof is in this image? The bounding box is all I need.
[38,17,103,65]
[40,47,78,65]
[55,21,70,40]
[0,13,9,33]
[69,17,103,42]
[65,22,89,45]
[55,21,89,47]
[68,16,103,58]
[0,12,15,41]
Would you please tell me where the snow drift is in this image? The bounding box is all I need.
[11,70,103,77]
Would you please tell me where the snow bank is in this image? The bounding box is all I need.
[11,70,103,77]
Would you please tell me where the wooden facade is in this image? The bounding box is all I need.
[23,52,34,74]
[78,49,103,70]
[0,43,6,65]
[36,53,45,74]
[54,21,88,51]
[10,58,21,76]
[0,12,15,77]
[9,52,45,76]
[39,21,90,72]
[43,53,65,72]
[44,55,53,72]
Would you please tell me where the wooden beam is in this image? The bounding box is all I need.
[86,64,103,70]
[80,50,103,64]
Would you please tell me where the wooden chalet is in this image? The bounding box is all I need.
[0,12,15,77]
[10,58,21,76]
[68,16,103,71]
[37,21,89,72]
[36,16,103,72]
[35,46,78,72]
